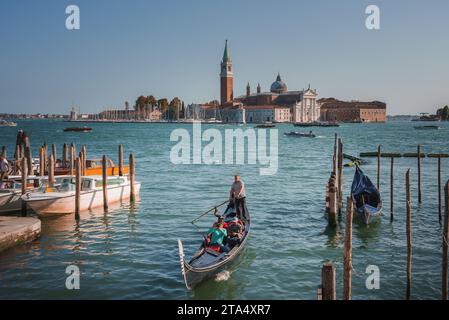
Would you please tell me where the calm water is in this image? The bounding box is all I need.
[0,119,448,300]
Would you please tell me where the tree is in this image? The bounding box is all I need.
[146,95,157,112]
[437,105,449,121]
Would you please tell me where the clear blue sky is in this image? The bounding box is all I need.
[1,0,448,115]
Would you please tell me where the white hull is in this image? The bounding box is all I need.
[0,191,22,213]
[25,182,141,216]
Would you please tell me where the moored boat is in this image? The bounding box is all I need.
[22,175,141,216]
[256,123,276,128]
[178,200,251,290]
[0,120,18,127]
[351,166,383,225]
[414,125,440,130]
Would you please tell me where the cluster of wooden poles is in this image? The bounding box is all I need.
[2,143,136,220]
[319,137,449,300]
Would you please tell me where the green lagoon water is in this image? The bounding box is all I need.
[0,119,448,299]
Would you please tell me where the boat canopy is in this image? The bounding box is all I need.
[350,167,381,209]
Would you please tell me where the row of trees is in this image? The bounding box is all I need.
[133,95,185,120]
[437,105,449,121]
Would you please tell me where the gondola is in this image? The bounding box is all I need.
[178,200,251,290]
[351,166,383,225]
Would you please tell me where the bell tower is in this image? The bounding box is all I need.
[220,40,233,105]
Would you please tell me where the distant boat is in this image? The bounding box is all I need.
[0,120,17,127]
[284,131,316,138]
[414,125,440,130]
[63,127,92,132]
[351,167,383,225]
[294,121,339,127]
[411,113,440,122]
[22,175,141,216]
[256,123,276,128]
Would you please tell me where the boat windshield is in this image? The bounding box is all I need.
[94,178,125,188]
[38,178,76,193]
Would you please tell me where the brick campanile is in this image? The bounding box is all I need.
[220,40,233,105]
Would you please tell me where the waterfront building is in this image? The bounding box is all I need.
[217,41,319,123]
[319,98,387,123]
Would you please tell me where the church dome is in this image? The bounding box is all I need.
[270,73,287,93]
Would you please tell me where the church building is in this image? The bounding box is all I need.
[218,40,320,124]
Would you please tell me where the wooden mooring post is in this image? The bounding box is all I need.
[102,155,109,211]
[129,154,135,203]
[390,157,394,221]
[417,145,422,204]
[39,146,44,176]
[338,139,343,214]
[70,143,75,176]
[442,181,449,300]
[21,157,28,216]
[377,145,381,191]
[328,177,337,225]
[25,146,32,174]
[321,261,336,300]
[406,169,412,300]
[81,145,87,176]
[51,144,56,166]
[343,197,354,300]
[118,144,123,176]
[438,157,442,223]
[48,154,55,187]
[62,143,68,167]
[75,158,81,220]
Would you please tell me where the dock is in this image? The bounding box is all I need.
[0,216,41,253]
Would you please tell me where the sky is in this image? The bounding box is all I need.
[0,0,448,115]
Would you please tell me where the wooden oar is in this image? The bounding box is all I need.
[191,200,229,224]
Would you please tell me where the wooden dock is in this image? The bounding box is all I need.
[0,216,41,253]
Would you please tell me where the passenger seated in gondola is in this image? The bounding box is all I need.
[224,218,244,248]
[206,220,230,253]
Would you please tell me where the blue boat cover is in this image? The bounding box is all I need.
[351,167,381,210]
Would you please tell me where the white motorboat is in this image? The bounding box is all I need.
[0,120,18,127]
[22,175,141,216]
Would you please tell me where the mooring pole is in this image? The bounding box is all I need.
[62,143,68,167]
[81,145,87,176]
[39,146,44,176]
[390,157,394,221]
[406,169,412,300]
[443,181,449,300]
[418,145,422,204]
[25,146,32,175]
[328,178,337,225]
[52,144,56,166]
[129,154,135,203]
[343,197,353,300]
[338,139,343,214]
[21,157,28,216]
[321,261,336,300]
[75,157,81,220]
[118,144,123,177]
[102,155,109,211]
[438,157,442,223]
[69,144,75,176]
[48,154,55,187]
[377,145,381,191]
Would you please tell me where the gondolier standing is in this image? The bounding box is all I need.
[230,175,248,220]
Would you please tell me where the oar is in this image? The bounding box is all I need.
[191,200,229,224]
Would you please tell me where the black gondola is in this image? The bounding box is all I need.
[351,166,383,225]
[178,200,250,290]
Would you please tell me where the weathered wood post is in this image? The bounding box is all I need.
[48,154,55,187]
[25,146,32,174]
[129,154,135,203]
[442,181,449,300]
[328,178,337,225]
[438,157,442,223]
[418,145,422,204]
[62,143,68,167]
[325,178,330,213]
[406,169,412,300]
[78,152,83,176]
[343,197,354,300]
[21,157,28,216]
[102,155,109,211]
[338,139,343,214]
[69,144,75,176]
[118,144,123,177]
[321,261,336,300]
[75,157,81,220]
[14,144,21,174]
[43,143,47,175]
[51,144,56,166]
[377,145,381,190]
[39,146,45,176]
[82,145,87,176]
[390,157,394,221]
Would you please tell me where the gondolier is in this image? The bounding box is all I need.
[0,154,10,183]
[230,175,248,220]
